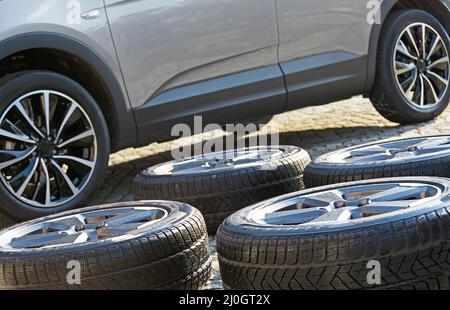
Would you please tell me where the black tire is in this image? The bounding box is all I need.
[385,273,450,290]
[0,71,110,220]
[303,135,450,188]
[217,177,450,290]
[370,9,450,124]
[0,201,211,290]
[133,146,311,234]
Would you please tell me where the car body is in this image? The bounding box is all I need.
[0,0,437,150]
[0,0,450,217]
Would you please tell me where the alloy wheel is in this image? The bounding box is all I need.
[326,136,450,163]
[151,147,285,175]
[248,181,442,225]
[394,22,450,108]
[0,206,169,250]
[0,90,97,208]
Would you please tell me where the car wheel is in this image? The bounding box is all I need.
[370,9,450,124]
[0,201,211,290]
[0,71,110,220]
[217,177,450,290]
[386,273,450,290]
[133,146,310,234]
[303,135,450,188]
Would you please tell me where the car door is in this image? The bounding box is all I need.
[104,0,282,143]
[275,0,372,109]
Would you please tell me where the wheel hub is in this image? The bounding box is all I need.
[416,59,427,73]
[37,139,55,158]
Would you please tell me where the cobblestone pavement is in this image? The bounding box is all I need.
[3,96,450,289]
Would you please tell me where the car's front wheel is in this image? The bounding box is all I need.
[0,71,110,221]
[370,9,450,124]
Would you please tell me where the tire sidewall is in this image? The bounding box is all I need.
[0,71,110,220]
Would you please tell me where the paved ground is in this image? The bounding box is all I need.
[3,96,450,289]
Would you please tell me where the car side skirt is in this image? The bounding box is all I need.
[135,51,368,146]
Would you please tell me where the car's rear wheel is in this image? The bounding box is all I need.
[0,71,110,221]
[370,9,450,124]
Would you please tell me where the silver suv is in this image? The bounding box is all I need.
[0,1,449,220]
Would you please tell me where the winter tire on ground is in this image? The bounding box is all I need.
[133,146,311,234]
[304,135,450,188]
[0,201,211,290]
[217,177,450,290]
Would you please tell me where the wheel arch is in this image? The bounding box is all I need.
[0,32,138,152]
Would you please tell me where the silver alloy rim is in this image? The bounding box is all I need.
[0,206,169,250]
[326,136,450,163]
[0,90,97,208]
[152,147,285,175]
[394,22,449,108]
[248,182,441,226]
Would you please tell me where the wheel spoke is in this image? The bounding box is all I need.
[427,56,449,70]
[406,28,421,59]
[9,231,67,249]
[309,207,357,223]
[31,171,45,201]
[426,70,449,87]
[264,208,329,225]
[13,100,45,139]
[364,185,427,202]
[104,209,162,226]
[396,39,418,60]
[5,119,26,136]
[402,69,418,97]
[346,153,392,162]
[0,147,36,170]
[50,159,78,195]
[0,128,36,145]
[422,74,440,103]
[15,156,40,197]
[55,102,77,143]
[301,190,344,207]
[96,224,143,238]
[422,24,427,59]
[57,129,94,148]
[419,74,425,106]
[360,201,416,215]
[41,91,51,136]
[40,158,51,205]
[426,35,441,60]
[413,137,450,150]
[395,61,416,76]
[53,155,95,169]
